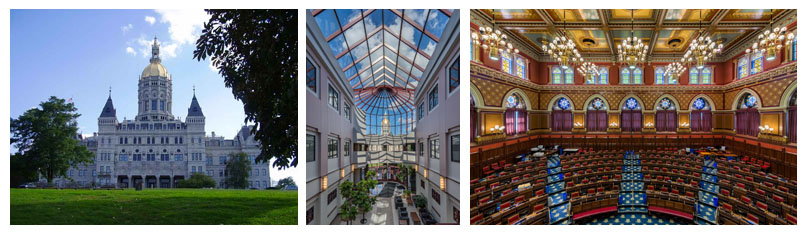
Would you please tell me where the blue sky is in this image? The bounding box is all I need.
[11,9,298,185]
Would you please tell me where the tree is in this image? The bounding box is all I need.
[338,170,378,225]
[10,96,94,184]
[10,153,38,187]
[194,10,298,170]
[338,181,359,225]
[277,176,296,188]
[225,152,252,189]
[177,173,216,188]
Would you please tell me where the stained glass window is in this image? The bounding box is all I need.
[501,52,513,74]
[751,51,763,75]
[633,68,642,84]
[690,67,699,84]
[507,94,523,108]
[658,98,674,110]
[590,98,605,110]
[655,67,664,85]
[693,98,708,110]
[738,56,749,79]
[702,67,711,84]
[556,97,571,110]
[516,57,526,79]
[624,97,639,110]
[564,67,574,84]
[552,67,562,84]
[599,67,608,84]
[621,67,630,84]
[745,94,757,108]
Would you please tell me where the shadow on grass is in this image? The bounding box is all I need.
[10,189,297,225]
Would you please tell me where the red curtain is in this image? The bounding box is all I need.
[788,106,796,143]
[621,110,642,132]
[736,108,760,137]
[553,110,572,132]
[471,106,477,142]
[587,110,607,132]
[655,110,677,132]
[691,110,712,132]
[505,109,515,135]
[517,109,527,134]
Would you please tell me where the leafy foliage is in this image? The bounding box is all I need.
[413,194,428,210]
[194,10,298,170]
[277,176,296,188]
[225,152,252,189]
[338,170,379,224]
[10,96,94,183]
[10,153,38,187]
[176,173,216,188]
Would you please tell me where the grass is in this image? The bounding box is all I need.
[10,188,297,225]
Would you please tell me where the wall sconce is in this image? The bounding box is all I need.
[610,122,618,127]
[645,122,654,127]
[680,122,690,128]
[322,176,328,191]
[440,176,446,191]
[489,125,505,134]
[341,169,345,178]
[424,169,428,178]
[574,122,583,128]
[759,125,774,134]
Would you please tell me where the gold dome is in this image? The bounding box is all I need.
[141,62,170,79]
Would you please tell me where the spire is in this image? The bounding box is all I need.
[99,90,116,118]
[150,36,161,64]
[187,93,204,117]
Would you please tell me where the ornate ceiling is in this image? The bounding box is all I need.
[473,9,796,62]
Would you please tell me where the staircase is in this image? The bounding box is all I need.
[546,153,571,224]
[619,151,648,213]
[695,156,719,225]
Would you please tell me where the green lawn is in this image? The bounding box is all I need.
[10,188,297,225]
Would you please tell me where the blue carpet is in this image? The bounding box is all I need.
[549,202,570,224]
[700,182,719,194]
[695,202,717,223]
[701,174,718,183]
[548,167,562,175]
[549,192,568,207]
[618,206,648,213]
[586,213,683,225]
[546,181,565,194]
[619,192,647,206]
[621,181,643,191]
[548,174,564,183]
[698,191,718,206]
[622,173,643,180]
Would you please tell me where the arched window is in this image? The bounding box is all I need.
[552,66,563,84]
[552,97,573,132]
[598,67,609,84]
[735,93,760,137]
[621,67,642,84]
[702,67,711,84]
[691,97,712,132]
[501,52,513,74]
[505,94,526,135]
[690,67,699,84]
[551,66,574,84]
[515,57,526,79]
[787,91,796,143]
[655,67,665,85]
[751,51,764,75]
[738,56,749,79]
[564,67,574,84]
[621,97,642,132]
[621,67,630,84]
[586,97,608,132]
[689,67,713,84]
[471,94,477,142]
[655,97,677,132]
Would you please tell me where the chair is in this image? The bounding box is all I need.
[508,214,520,225]
[722,203,733,212]
[571,192,580,199]
[514,195,525,204]
[720,189,730,196]
[597,187,605,193]
[567,181,574,187]
[471,179,480,184]
[500,202,511,210]
[671,189,679,195]
[647,185,655,191]
[535,190,545,196]
[773,194,784,203]
[470,214,484,224]
[747,214,759,224]
[786,213,797,225]
[490,182,500,189]
[741,196,751,204]
[686,191,695,198]
[479,197,490,204]
[587,188,595,195]
[533,204,544,212]
[756,201,768,211]
[474,187,485,193]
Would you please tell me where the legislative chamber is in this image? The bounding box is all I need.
[469,9,797,225]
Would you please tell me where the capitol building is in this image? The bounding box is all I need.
[48,38,270,189]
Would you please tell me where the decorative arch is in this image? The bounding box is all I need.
[617,94,646,111]
[687,94,717,111]
[779,80,797,108]
[730,88,763,111]
[583,94,611,110]
[546,94,576,111]
[470,82,484,108]
[502,88,533,111]
[652,94,681,111]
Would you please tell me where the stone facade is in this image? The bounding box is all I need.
[47,38,270,189]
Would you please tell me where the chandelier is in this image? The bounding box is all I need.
[618,10,647,69]
[541,9,582,69]
[664,62,686,83]
[578,62,600,79]
[472,10,519,61]
[745,9,795,61]
[682,10,723,69]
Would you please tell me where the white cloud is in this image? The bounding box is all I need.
[208,60,218,72]
[154,9,208,45]
[144,16,156,25]
[121,24,133,34]
[125,47,136,56]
